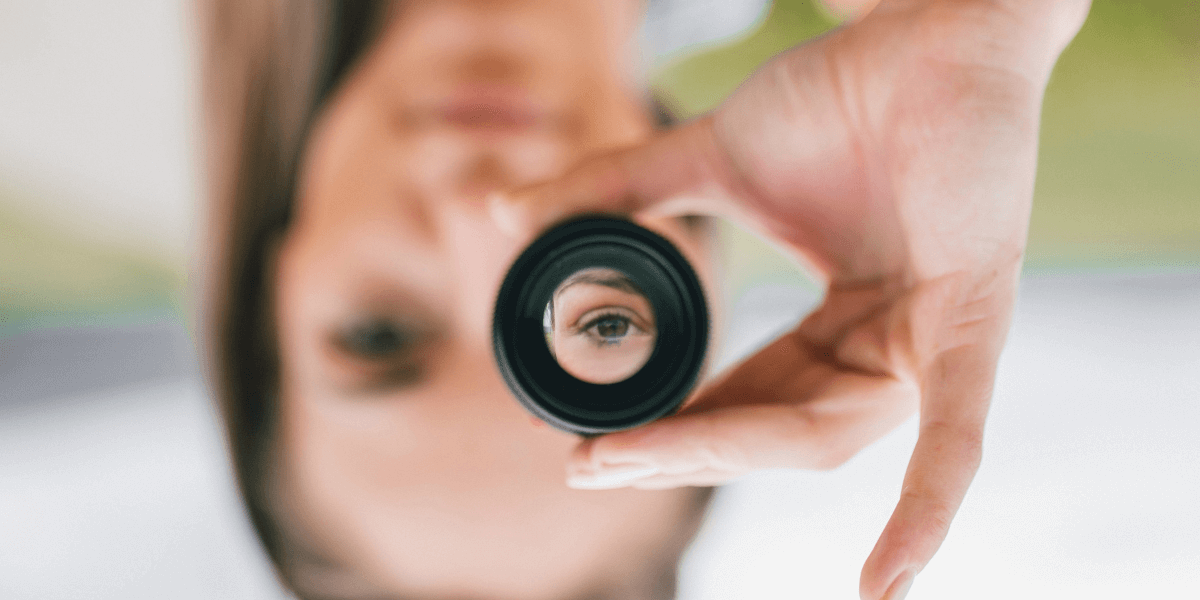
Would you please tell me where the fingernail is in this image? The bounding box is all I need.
[487,192,521,236]
[883,571,915,600]
[567,465,659,489]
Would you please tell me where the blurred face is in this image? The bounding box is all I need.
[273,1,715,598]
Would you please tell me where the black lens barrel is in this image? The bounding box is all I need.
[492,217,709,435]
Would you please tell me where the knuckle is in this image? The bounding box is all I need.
[692,417,752,473]
[697,436,747,473]
[923,419,986,471]
[900,487,958,541]
[924,498,957,539]
[787,404,865,471]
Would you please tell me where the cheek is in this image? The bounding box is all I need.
[442,208,525,344]
[552,332,656,384]
[281,341,578,510]
[275,231,334,395]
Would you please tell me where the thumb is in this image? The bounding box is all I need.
[488,115,735,237]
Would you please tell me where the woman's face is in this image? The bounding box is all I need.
[273,1,715,598]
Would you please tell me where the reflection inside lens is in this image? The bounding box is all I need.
[544,268,656,384]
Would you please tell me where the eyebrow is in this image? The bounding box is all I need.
[553,271,645,298]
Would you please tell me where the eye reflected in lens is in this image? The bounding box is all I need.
[543,267,656,384]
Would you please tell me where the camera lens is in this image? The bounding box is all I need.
[492,216,708,435]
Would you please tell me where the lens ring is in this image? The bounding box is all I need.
[493,216,709,435]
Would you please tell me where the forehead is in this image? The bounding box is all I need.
[555,267,645,297]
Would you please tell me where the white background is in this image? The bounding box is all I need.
[1,2,1197,599]
[0,2,198,260]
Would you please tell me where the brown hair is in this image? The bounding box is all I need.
[197,0,388,584]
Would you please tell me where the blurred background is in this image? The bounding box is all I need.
[1,1,1196,599]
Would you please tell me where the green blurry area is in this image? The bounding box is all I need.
[2,0,1196,335]
[0,195,183,336]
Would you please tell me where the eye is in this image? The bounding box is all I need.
[576,311,647,348]
[334,319,416,359]
[326,317,434,394]
[585,315,631,343]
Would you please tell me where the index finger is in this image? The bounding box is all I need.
[859,340,1000,600]
[488,116,736,238]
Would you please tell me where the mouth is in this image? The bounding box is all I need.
[433,85,552,134]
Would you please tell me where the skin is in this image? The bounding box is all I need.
[274,1,715,598]
[492,1,1092,599]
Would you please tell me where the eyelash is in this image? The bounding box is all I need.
[335,321,414,358]
[575,312,641,347]
[330,319,428,393]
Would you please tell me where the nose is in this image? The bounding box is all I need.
[441,206,525,352]
[457,153,511,197]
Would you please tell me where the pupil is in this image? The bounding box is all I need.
[346,322,408,357]
[595,318,628,339]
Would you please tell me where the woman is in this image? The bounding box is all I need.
[202,1,1088,598]
[201,2,723,598]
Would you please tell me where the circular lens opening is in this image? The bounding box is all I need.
[544,267,657,384]
[493,217,708,434]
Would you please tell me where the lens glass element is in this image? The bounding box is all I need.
[493,217,708,434]
[543,267,656,384]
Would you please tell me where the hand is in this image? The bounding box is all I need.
[491,1,1089,598]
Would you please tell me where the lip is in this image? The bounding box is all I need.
[431,85,552,134]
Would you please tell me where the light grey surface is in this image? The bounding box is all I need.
[641,0,771,63]
[0,1,198,259]
[0,317,195,411]
[682,272,1200,599]
[0,0,765,261]
[0,380,283,600]
[2,272,1197,599]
